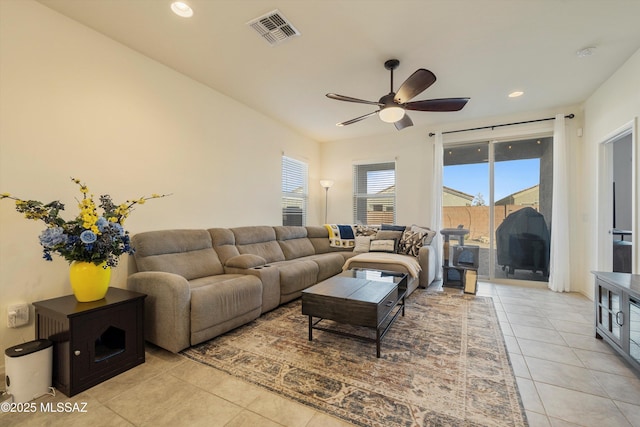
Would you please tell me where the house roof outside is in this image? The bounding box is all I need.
[495,184,539,206]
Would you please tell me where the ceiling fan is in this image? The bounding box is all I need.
[327,59,469,130]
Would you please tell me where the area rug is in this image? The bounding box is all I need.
[182,290,528,427]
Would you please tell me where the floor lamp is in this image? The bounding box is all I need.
[320,180,334,224]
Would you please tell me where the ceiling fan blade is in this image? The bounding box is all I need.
[404,97,470,112]
[394,69,437,103]
[394,114,413,131]
[326,93,382,106]
[336,111,378,126]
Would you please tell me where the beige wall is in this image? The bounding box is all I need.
[580,48,640,298]
[1,0,638,361]
[0,1,320,354]
[320,126,433,227]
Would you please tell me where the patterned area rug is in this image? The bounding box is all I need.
[182,290,528,427]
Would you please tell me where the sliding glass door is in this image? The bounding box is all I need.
[443,142,490,275]
[443,137,552,282]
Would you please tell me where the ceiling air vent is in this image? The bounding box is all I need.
[247,9,300,46]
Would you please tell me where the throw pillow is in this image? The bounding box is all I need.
[354,225,379,236]
[375,229,403,247]
[354,235,373,253]
[398,230,427,257]
[411,224,436,245]
[369,239,397,253]
[381,224,406,232]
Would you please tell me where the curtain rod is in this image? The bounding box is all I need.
[428,113,574,137]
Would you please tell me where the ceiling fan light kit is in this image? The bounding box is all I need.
[327,59,469,130]
[379,106,405,123]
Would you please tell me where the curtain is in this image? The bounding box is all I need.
[548,114,571,292]
[431,132,444,280]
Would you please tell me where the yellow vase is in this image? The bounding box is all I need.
[69,261,111,302]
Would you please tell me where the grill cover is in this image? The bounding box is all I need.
[496,207,550,276]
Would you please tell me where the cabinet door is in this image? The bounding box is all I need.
[71,302,139,393]
[596,279,624,347]
[629,298,640,363]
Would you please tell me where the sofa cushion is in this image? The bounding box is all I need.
[306,226,332,254]
[231,226,286,263]
[189,274,262,343]
[209,228,239,264]
[132,230,224,280]
[307,253,345,282]
[274,226,316,259]
[270,259,319,302]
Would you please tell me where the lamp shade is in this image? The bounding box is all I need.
[379,106,405,123]
[320,180,334,189]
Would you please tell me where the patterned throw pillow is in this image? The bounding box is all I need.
[410,225,436,245]
[399,229,427,256]
[369,239,397,253]
[354,225,379,236]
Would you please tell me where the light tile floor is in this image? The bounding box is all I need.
[474,281,640,427]
[1,281,639,426]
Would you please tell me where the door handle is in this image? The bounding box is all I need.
[616,311,624,326]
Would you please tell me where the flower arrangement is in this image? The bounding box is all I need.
[1,178,169,267]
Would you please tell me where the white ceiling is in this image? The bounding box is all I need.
[37,0,640,143]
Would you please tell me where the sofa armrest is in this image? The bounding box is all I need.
[225,254,267,269]
[127,271,191,353]
[417,245,436,288]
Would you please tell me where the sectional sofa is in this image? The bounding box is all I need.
[127,225,436,353]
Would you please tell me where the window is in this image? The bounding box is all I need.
[282,155,308,226]
[353,162,396,225]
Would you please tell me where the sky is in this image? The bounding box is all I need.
[444,158,540,202]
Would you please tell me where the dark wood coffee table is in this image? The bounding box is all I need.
[301,268,407,358]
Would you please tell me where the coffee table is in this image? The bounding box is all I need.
[301,268,407,358]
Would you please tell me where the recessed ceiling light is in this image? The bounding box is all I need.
[171,2,193,18]
[508,91,524,98]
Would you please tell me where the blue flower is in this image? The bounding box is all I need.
[96,217,109,232]
[80,230,97,244]
[111,223,125,237]
[39,227,68,248]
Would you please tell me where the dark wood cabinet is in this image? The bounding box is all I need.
[593,271,640,373]
[33,287,146,396]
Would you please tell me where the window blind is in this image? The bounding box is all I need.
[353,161,396,225]
[282,156,308,226]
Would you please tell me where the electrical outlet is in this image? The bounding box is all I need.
[7,304,29,328]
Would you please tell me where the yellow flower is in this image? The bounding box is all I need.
[1,193,10,198]
[138,198,146,205]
